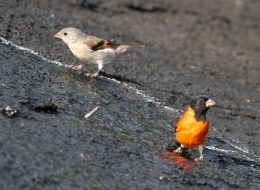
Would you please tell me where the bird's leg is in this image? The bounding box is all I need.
[174,144,184,155]
[85,69,100,78]
[70,64,84,71]
[194,145,204,161]
[89,70,100,78]
[85,62,103,78]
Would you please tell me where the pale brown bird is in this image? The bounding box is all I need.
[54,27,138,77]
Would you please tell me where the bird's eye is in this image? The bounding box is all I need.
[64,32,68,36]
[199,99,204,104]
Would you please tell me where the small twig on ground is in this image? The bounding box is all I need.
[84,106,99,119]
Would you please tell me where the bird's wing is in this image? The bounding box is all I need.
[84,35,120,51]
[90,40,120,51]
[83,35,103,48]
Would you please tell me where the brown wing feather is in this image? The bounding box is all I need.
[91,40,120,51]
[83,35,103,48]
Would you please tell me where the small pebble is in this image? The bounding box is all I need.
[1,106,18,118]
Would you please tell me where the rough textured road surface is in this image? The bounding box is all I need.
[0,0,260,189]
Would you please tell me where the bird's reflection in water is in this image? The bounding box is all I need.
[158,151,193,172]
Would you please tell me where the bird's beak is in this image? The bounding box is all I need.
[54,32,61,39]
[206,99,216,107]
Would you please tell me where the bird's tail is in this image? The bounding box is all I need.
[115,44,143,54]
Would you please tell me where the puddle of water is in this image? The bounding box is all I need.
[158,150,194,172]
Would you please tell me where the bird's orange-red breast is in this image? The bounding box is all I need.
[175,105,209,148]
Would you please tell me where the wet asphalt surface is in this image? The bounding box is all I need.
[0,0,260,189]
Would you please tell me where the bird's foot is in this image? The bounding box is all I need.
[173,147,183,155]
[84,72,99,78]
[71,64,84,71]
[194,155,203,162]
